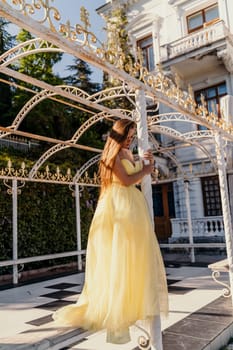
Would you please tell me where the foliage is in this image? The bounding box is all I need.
[102,6,134,111]
[65,58,100,93]
[0,23,105,277]
[0,183,12,266]
[16,29,62,84]
[10,29,69,138]
[0,18,15,125]
[62,57,108,148]
[0,180,97,274]
[0,144,99,275]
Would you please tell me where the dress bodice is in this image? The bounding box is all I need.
[112,158,142,184]
[120,158,142,175]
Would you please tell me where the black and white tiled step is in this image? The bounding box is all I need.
[62,297,233,350]
[1,279,232,350]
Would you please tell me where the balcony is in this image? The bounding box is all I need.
[160,20,229,63]
[171,216,224,239]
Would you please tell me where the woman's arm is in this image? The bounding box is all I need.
[113,154,154,186]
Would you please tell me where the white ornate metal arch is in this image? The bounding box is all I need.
[0,37,64,67]
[73,154,101,183]
[6,85,90,131]
[0,66,130,123]
[29,110,132,178]
[0,81,138,140]
[88,85,135,103]
[149,132,184,175]
[149,112,200,126]
[150,125,217,170]
[1,0,233,142]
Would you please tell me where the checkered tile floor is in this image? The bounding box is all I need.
[0,266,229,349]
[24,278,193,329]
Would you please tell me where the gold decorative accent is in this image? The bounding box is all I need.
[2,0,232,135]
[33,0,60,32]
[59,6,98,46]
[12,0,34,16]
[9,0,60,32]
[0,160,101,185]
[78,171,100,186]
[59,20,77,41]
[33,164,73,182]
[0,159,28,178]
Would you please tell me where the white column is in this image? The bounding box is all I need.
[135,89,163,350]
[152,16,162,66]
[75,183,82,271]
[184,180,195,263]
[12,178,18,285]
[218,0,230,28]
[228,174,233,227]
[135,88,154,221]
[175,6,185,37]
[215,132,233,304]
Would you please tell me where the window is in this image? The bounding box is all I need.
[152,183,175,218]
[147,104,161,143]
[201,176,222,216]
[195,82,227,130]
[137,36,155,71]
[187,4,219,33]
[152,183,175,240]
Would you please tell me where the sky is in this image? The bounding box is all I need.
[52,0,106,83]
[6,0,106,83]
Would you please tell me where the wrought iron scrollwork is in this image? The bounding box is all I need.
[212,270,231,298]
[135,324,151,350]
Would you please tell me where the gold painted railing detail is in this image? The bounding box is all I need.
[0,160,100,185]
[7,0,60,32]
[1,0,233,135]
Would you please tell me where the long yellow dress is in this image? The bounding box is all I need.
[53,159,168,344]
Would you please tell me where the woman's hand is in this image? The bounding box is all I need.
[143,149,154,163]
[142,162,154,175]
[142,150,155,175]
[143,149,155,168]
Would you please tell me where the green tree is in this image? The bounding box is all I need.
[11,29,72,140]
[65,58,100,94]
[0,18,14,126]
[102,6,134,110]
[63,58,106,149]
[16,29,62,84]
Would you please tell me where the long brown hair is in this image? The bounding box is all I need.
[99,118,136,194]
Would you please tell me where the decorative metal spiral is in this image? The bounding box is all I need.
[135,324,151,350]
[212,270,231,297]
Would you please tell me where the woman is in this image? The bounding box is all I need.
[53,118,168,348]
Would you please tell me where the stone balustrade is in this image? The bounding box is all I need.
[161,20,227,61]
[171,215,224,238]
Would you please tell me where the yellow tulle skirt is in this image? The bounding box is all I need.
[53,183,168,344]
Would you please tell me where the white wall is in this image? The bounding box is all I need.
[124,0,233,224]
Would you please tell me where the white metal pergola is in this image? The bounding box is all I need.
[1,1,233,348]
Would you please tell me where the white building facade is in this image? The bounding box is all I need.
[98,0,233,245]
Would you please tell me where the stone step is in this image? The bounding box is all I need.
[0,326,91,350]
[163,296,233,350]
[1,297,232,350]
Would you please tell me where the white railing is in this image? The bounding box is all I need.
[0,216,225,284]
[171,216,224,238]
[161,20,227,61]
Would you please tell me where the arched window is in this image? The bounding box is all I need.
[137,35,155,71]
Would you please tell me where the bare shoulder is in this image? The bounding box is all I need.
[119,148,132,160]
